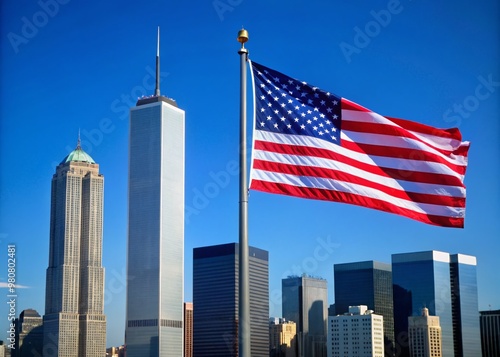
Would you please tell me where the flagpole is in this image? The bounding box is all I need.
[237,28,250,357]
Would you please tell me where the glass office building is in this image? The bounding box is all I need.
[334,261,394,356]
[392,251,482,357]
[282,276,328,357]
[392,251,454,357]
[126,96,185,357]
[193,243,269,357]
[450,254,481,357]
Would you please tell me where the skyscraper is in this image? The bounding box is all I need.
[43,141,106,357]
[480,309,500,357]
[334,261,394,355]
[193,243,269,357]
[392,251,481,357]
[327,305,384,357]
[449,254,481,356]
[408,307,442,357]
[184,303,193,357]
[392,251,453,357]
[282,276,328,357]
[125,28,185,357]
[15,309,43,357]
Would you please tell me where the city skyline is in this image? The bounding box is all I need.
[1,0,499,348]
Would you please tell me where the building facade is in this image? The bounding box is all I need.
[449,254,481,356]
[193,243,269,357]
[43,141,106,357]
[125,92,185,356]
[15,309,43,357]
[408,308,442,357]
[334,261,394,355]
[392,251,453,357]
[282,276,328,357]
[479,310,500,357]
[327,305,384,357]
[392,251,481,357]
[184,303,193,357]
[270,318,297,357]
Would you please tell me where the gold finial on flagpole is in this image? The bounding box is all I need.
[237,28,249,49]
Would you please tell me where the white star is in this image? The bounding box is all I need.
[314,107,319,112]
[282,84,288,90]
[307,119,312,124]
[274,76,280,82]
[301,112,306,117]
[333,100,338,105]
[320,113,325,118]
[319,131,324,135]
[288,79,293,84]
[274,96,279,101]
[267,90,272,95]
[295,106,300,110]
[287,124,292,129]
[307,99,314,105]
[332,127,337,132]
[307,110,312,114]
[319,123,324,127]
[294,118,299,122]
[312,87,318,91]
[260,84,266,88]
[260,108,265,112]
[273,123,278,128]
[313,126,318,131]
[295,85,301,90]
[287,110,292,114]
[274,110,279,114]
[326,108,332,113]
[300,124,306,129]
[320,100,326,106]
[266,116,272,120]
[281,103,286,108]
[266,79,272,84]
[288,99,293,104]
[281,92,287,97]
[280,116,286,121]
[260,122,265,127]
[301,92,307,97]
[260,95,265,100]
[314,93,319,98]
[325,119,331,125]
[267,102,272,107]
[313,116,318,121]
[332,114,338,120]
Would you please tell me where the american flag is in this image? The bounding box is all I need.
[249,61,469,228]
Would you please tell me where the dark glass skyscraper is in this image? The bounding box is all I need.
[450,254,481,357]
[193,243,269,357]
[392,251,454,357]
[282,276,327,357]
[480,309,500,357]
[334,261,394,356]
[392,251,481,357]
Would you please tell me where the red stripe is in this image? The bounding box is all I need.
[254,140,465,187]
[341,119,466,158]
[253,159,466,207]
[250,179,464,228]
[341,98,465,142]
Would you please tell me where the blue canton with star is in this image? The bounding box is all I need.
[251,61,341,144]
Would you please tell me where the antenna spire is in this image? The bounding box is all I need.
[155,26,160,96]
[77,129,81,149]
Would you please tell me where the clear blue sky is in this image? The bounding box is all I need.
[1,0,498,348]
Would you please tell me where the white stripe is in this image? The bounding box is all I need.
[251,169,465,218]
[254,130,465,181]
[252,149,466,198]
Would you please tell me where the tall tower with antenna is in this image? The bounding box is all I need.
[125,27,185,357]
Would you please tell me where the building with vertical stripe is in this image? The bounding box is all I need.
[193,243,269,356]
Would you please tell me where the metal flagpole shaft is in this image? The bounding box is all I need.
[237,28,250,357]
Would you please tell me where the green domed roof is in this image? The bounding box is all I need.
[60,144,95,164]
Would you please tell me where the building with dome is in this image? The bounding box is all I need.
[43,139,106,357]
